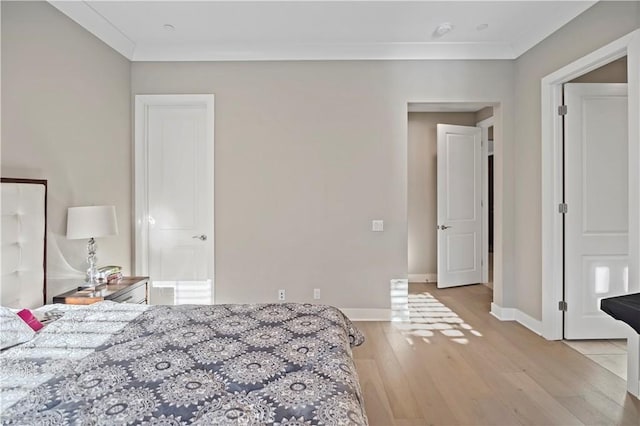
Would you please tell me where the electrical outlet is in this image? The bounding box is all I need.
[313,288,321,300]
[278,289,286,301]
[372,220,384,232]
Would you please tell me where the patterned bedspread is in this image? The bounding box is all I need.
[1,302,367,425]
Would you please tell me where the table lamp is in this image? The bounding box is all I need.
[66,205,118,287]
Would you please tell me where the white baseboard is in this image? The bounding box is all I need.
[490,303,542,336]
[339,308,391,321]
[408,273,437,283]
[490,302,513,320]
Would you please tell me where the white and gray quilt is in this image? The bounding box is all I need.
[0,301,367,425]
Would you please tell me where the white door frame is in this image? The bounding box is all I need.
[477,116,494,285]
[134,94,215,280]
[541,30,640,341]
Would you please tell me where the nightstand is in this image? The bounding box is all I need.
[52,276,149,305]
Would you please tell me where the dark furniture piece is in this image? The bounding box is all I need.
[52,276,149,305]
[601,293,640,334]
[601,293,640,399]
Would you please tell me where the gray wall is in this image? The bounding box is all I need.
[474,107,494,124]
[407,112,477,277]
[513,1,640,320]
[571,57,627,83]
[1,1,131,295]
[11,1,633,315]
[132,61,515,308]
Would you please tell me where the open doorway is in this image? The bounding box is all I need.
[407,104,495,291]
[541,30,640,398]
[476,113,494,289]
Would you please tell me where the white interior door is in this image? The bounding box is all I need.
[135,95,214,305]
[437,124,483,288]
[564,83,629,339]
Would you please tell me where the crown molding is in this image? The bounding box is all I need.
[131,41,516,61]
[48,0,136,60]
[510,1,596,57]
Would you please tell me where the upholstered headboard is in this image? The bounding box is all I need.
[1,178,47,309]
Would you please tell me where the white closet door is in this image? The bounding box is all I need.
[136,95,215,305]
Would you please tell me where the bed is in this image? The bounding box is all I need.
[0,179,368,425]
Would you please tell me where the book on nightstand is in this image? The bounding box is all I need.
[107,272,123,282]
[97,265,123,283]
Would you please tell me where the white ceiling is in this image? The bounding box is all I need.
[48,1,597,61]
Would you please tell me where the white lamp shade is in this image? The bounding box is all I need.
[66,206,118,240]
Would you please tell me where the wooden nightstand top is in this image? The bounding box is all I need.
[52,276,149,305]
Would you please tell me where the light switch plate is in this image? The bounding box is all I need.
[372,220,384,232]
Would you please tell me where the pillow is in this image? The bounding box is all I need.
[0,307,36,350]
[16,309,44,331]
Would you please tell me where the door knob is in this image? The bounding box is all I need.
[192,235,207,241]
[439,225,451,230]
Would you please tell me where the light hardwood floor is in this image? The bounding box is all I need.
[352,283,640,426]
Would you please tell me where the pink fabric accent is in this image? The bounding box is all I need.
[16,309,43,331]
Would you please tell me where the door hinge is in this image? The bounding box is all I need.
[558,203,568,214]
[558,105,568,116]
[558,301,568,311]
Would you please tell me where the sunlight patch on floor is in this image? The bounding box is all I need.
[152,280,213,305]
[390,279,410,322]
[393,292,481,344]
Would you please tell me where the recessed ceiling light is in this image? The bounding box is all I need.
[476,23,489,31]
[433,22,454,38]
[163,24,175,32]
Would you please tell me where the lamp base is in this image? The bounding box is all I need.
[86,237,99,284]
